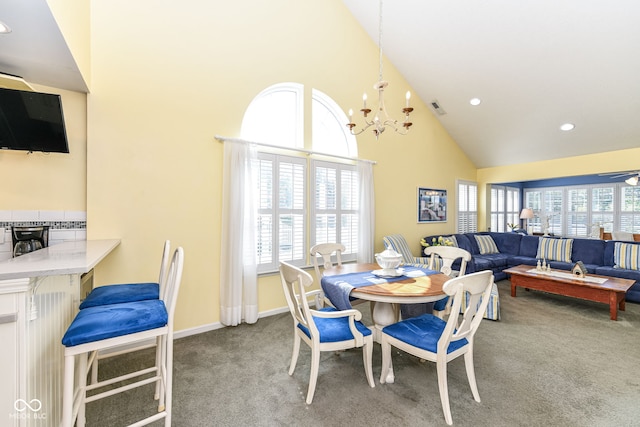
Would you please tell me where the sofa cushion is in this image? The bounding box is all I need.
[507,256,538,267]
[570,238,605,266]
[475,254,509,268]
[519,235,541,258]
[489,232,522,255]
[595,265,640,282]
[614,242,640,270]
[453,234,473,254]
[475,235,500,254]
[537,237,573,263]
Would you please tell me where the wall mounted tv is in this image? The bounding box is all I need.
[0,87,69,153]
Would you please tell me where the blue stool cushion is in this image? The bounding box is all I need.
[433,296,449,311]
[79,282,160,309]
[297,307,372,343]
[382,313,468,354]
[62,299,168,347]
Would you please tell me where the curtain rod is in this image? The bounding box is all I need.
[214,135,377,165]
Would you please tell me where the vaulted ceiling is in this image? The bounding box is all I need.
[342,0,640,168]
[0,0,86,93]
[1,1,639,169]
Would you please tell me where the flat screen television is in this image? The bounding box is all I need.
[0,87,69,153]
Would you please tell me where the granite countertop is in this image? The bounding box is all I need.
[0,239,121,281]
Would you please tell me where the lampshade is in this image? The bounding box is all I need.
[520,208,534,219]
[625,176,639,186]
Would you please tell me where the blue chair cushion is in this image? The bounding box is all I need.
[297,307,372,343]
[79,282,160,309]
[62,299,168,347]
[382,313,468,354]
[433,296,449,311]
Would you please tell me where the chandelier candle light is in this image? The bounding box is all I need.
[347,0,413,139]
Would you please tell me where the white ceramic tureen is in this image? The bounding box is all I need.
[374,249,403,274]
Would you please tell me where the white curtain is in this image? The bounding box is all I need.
[357,161,375,263]
[220,141,258,326]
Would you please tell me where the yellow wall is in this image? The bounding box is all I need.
[476,147,640,229]
[85,0,476,331]
[13,0,635,334]
[0,83,86,210]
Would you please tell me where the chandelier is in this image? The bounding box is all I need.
[347,0,413,139]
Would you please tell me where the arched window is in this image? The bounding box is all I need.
[240,83,359,272]
[241,82,303,148]
[312,89,357,157]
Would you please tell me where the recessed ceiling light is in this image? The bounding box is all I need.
[0,21,11,34]
[469,98,481,106]
[560,123,575,131]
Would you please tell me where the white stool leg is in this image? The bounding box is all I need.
[154,336,162,400]
[77,352,88,427]
[158,335,167,412]
[164,334,174,426]
[90,352,99,384]
[62,352,76,427]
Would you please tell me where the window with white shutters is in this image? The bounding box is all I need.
[523,183,640,237]
[457,180,477,233]
[506,187,520,229]
[311,160,358,261]
[620,185,640,233]
[592,186,615,232]
[544,189,563,235]
[524,190,542,233]
[566,188,588,237]
[255,153,307,272]
[242,82,360,273]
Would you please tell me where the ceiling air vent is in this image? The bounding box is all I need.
[430,99,447,116]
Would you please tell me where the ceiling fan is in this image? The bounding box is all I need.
[599,171,640,186]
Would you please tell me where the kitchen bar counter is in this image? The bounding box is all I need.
[0,239,120,281]
[0,239,120,426]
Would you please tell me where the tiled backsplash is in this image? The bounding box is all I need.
[0,210,87,261]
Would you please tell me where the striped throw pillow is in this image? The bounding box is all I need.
[475,235,499,254]
[536,237,573,263]
[441,235,458,247]
[614,242,640,270]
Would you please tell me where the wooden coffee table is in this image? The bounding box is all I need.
[504,264,635,320]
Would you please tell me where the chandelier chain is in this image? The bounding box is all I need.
[378,0,384,82]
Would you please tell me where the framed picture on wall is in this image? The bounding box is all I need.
[417,187,447,223]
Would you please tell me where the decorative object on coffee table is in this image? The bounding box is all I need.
[572,261,587,278]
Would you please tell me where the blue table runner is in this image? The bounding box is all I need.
[320,266,439,310]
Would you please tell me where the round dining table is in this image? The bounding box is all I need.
[322,262,450,383]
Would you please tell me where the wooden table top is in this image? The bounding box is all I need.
[504,264,634,292]
[322,263,450,300]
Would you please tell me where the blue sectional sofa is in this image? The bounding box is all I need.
[422,232,640,303]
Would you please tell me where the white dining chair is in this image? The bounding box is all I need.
[379,270,494,426]
[61,247,184,427]
[309,242,345,283]
[279,261,375,404]
[424,245,472,319]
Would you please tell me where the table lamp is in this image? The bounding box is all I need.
[520,208,534,234]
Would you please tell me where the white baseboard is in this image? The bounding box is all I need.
[98,306,290,356]
[173,305,290,340]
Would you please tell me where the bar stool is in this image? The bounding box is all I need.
[79,240,170,309]
[80,240,170,384]
[61,247,184,427]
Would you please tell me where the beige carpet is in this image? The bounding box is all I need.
[87,279,640,426]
